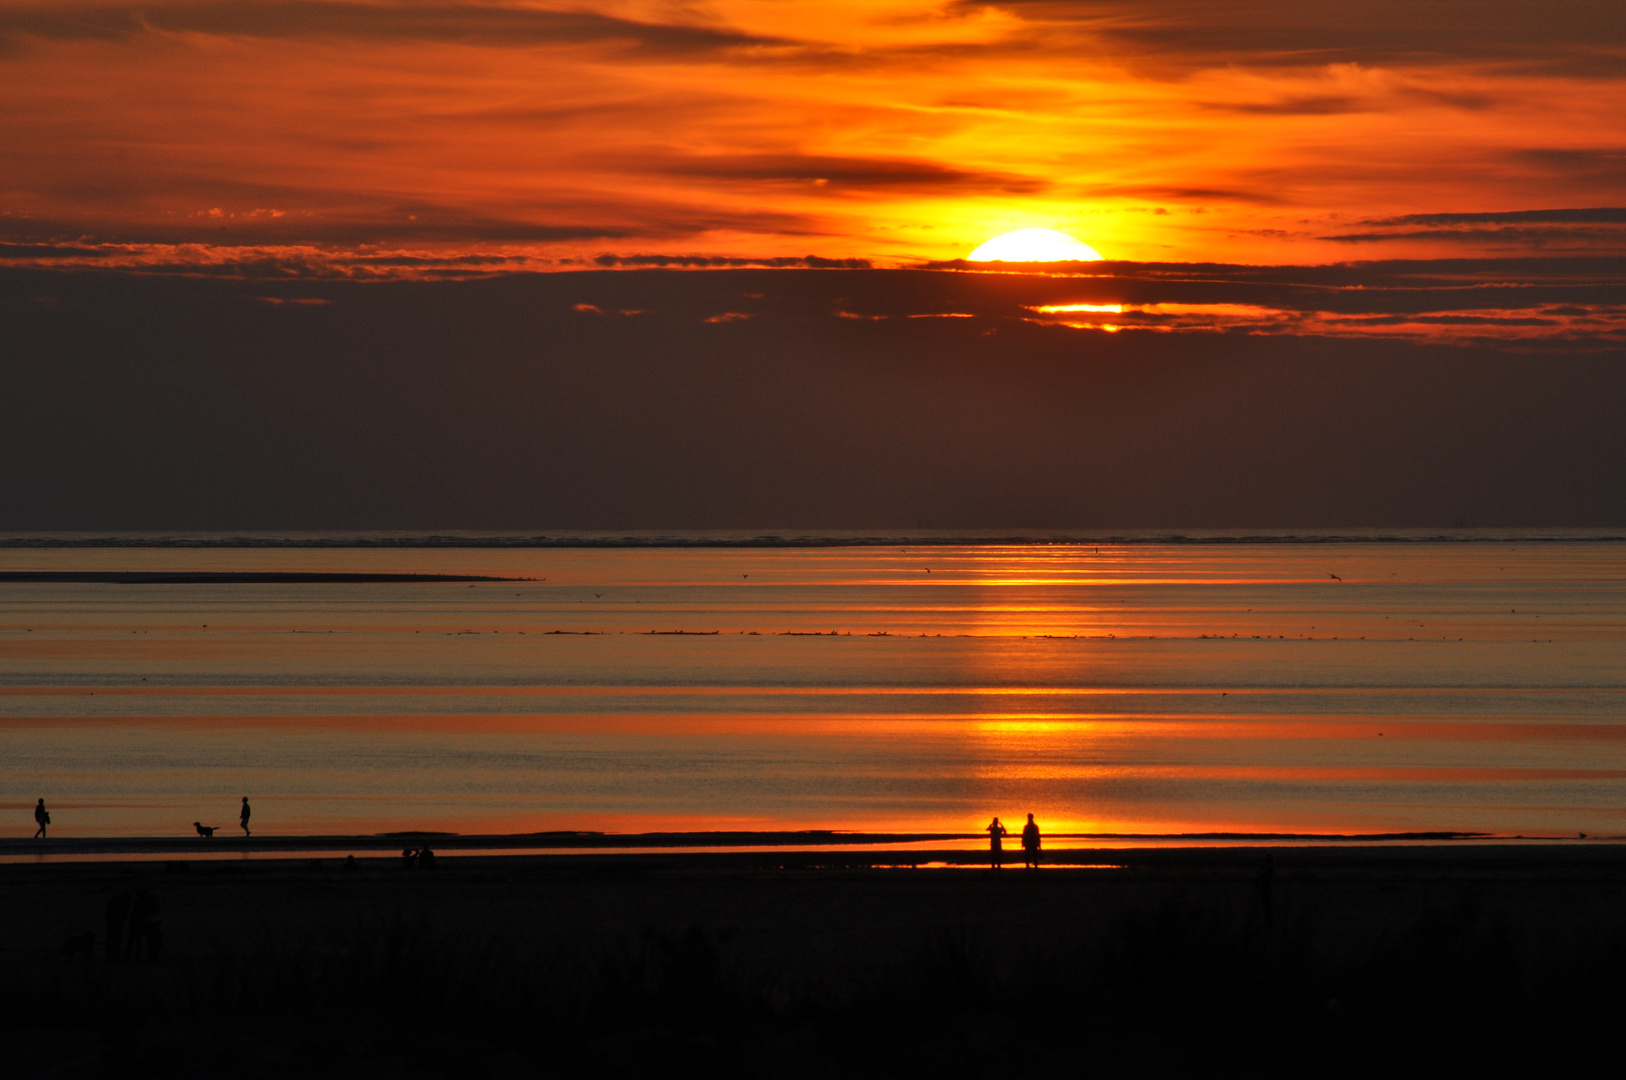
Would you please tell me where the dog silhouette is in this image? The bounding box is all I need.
[193,822,217,837]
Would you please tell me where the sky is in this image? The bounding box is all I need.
[3,0,1625,270]
[2,1,1624,529]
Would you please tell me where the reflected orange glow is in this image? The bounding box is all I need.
[6,543,1626,838]
[7,714,1626,745]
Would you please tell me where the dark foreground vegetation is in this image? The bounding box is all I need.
[6,848,1625,1078]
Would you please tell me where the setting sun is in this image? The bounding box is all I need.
[967,229,1105,263]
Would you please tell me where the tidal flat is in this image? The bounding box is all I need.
[7,539,1626,840]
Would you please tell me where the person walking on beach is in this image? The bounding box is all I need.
[33,798,49,838]
[240,796,251,837]
[1021,813,1041,869]
[987,816,1007,870]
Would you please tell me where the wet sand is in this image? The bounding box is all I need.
[10,542,1626,842]
[0,828,1489,858]
[6,843,1626,1077]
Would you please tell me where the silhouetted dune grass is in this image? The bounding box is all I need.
[8,885,1625,1077]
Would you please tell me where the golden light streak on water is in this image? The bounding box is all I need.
[3,540,1624,839]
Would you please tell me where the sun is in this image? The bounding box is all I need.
[967,228,1103,262]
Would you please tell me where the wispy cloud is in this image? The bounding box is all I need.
[1,1,1624,264]
[0,2,781,53]
[1361,208,1626,227]
[1322,206,1626,250]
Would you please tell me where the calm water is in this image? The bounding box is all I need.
[3,542,1624,839]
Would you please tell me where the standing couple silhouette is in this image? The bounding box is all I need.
[986,813,1041,870]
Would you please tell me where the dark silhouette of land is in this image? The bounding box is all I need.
[3,844,1625,1077]
[0,572,519,584]
[2,828,1501,858]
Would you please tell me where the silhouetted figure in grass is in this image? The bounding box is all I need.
[59,930,95,960]
[400,847,437,869]
[104,890,134,961]
[1022,813,1041,869]
[33,798,49,838]
[240,796,251,836]
[1256,853,1276,925]
[987,817,1007,870]
[130,889,162,960]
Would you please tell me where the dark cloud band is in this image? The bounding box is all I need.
[0,1,780,53]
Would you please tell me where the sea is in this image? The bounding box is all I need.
[3,533,1624,842]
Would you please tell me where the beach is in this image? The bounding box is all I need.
[7,842,1626,1076]
[6,539,1626,1074]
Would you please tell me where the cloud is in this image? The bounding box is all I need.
[11,243,1624,335]
[1322,206,1626,250]
[957,1,1626,75]
[4,2,1625,264]
[654,154,1048,194]
[1322,226,1626,247]
[1510,149,1626,186]
[1077,184,1285,205]
[1360,208,1626,227]
[0,241,119,260]
[0,1,781,54]
[1203,95,1364,116]
[5,262,1626,530]
[593,254,871,268]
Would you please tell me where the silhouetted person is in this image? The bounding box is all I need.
[987,817,1007,870]
[33,798,49,838]
[1021,813,1041,869]
[130,889,162,960]
[240,796,251,837]
[1256,853,1276,925]
[104,890,134,961]
[402,847,417,867]
[417,846,436,870]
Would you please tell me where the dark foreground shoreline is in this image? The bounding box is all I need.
[6,844,1626,1078]
[3,828,1503,858]
[0,571,521,584]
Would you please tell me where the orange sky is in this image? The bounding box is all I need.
[2,1,1625,271]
